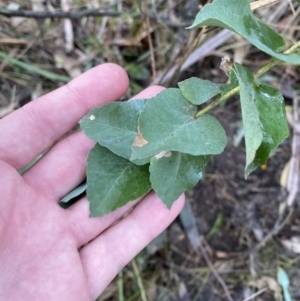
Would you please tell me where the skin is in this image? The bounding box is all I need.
[0,63,185,301]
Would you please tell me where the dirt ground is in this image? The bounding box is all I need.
[1,1,300,300]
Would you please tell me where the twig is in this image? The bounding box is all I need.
[157,32,191,85]
[286,95,300,206]
[164,0,215,87]
[0,8,191,27]
[254,206,294,251]
[287,0,296,15]
[242,288,268,301]
[61,0,74,53]
[131,259,148,301]
[250,0,280,10]
[165,27,206,87]
[153,30,233,85]
[118,270,124,301]
[139,1,156,80]
[198,237,234,301]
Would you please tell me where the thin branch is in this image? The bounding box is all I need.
[0,8,126,19]
[131,259,148,301]
[198,237,234,301]
[164,0,214,87]
[254,206,294,251]
[165,27,206,87]
[0,7,192,27]
[250,0,280,10]
[139,1,156,80]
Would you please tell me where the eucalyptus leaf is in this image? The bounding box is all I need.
[178,77,220,105]
[131,89,227,161]
[189,0,300,64]
[233,63,289,177]
[87,144,151,217]
[150,152,208,208]
[80,100,145,160]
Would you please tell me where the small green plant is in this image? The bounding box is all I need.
[80,0,299,217]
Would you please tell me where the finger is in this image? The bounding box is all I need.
[80,192,185,300]
[22,131,92,201]
[22,86,165,201]
[0,63,129,170]
[65,195,140,247]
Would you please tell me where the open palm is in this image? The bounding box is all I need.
[0,64,184,301]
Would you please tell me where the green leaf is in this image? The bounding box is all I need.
[220,70,239,93]
[234,63,265,176]
[80,100,145,160]
[277,267,292,301]
[131,89,227,161]
[248,84,289,172]
[87,144,151,217]
[178,77,220,105]
[150,152,208,208]
[189,0,300,64]
[233,63,289,177]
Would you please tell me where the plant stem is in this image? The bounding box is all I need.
[195,40,300,117]
[118,270,124,301]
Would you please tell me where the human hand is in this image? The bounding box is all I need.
[0,64,185,301]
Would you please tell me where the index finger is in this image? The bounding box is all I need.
[0,63,129,170]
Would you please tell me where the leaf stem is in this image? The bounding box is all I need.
[195,40,300,117]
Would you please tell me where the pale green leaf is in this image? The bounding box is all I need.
[80,100,145,160]
[277,267,292,301]
[233,63,289,177]
[131,89,227,161]
[60,182,87,203]
[87,144,151,217]
[150,152,208,208]
[178,77,220,105]
[189,0,300,64]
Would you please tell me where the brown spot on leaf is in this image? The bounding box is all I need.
[133,125,148,147]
